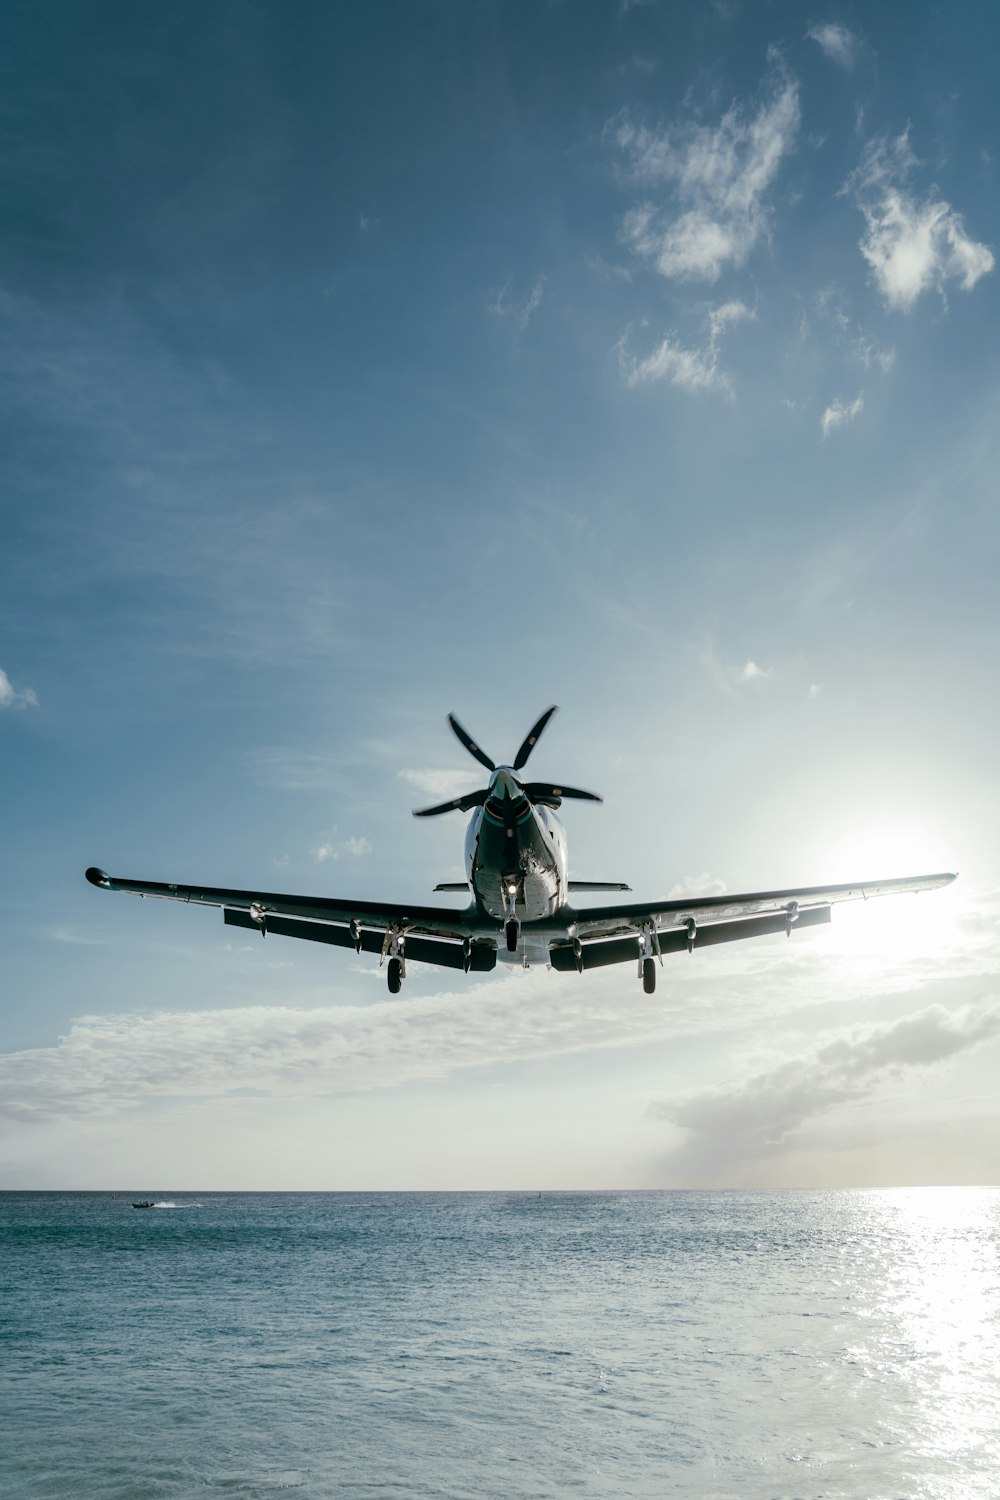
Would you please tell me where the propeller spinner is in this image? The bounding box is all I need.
[411,707,601,817]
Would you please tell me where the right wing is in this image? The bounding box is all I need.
[547,871,956,971]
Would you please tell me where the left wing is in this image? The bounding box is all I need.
[547,871,956,972]
[84,867,496,973]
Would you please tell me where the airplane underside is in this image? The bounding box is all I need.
[86,706,956,998]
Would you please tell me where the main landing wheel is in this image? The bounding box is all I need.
[642,957,656,995]
[387,957,402,994]
[505,919,519,953]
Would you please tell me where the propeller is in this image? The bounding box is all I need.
[446,713,495,773]
[411,707,602,817]
[411,789,488,819]
[521,782,601,804]
[513,706,558,771]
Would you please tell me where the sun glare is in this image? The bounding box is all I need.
[824,823,960,966]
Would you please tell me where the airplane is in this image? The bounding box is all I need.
[86,706,956,995]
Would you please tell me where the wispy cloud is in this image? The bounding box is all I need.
[0,666,38,710]
[739,659,771,682]
[244,748,349,792]
[852,335,895,373]
[620,334,727,394]
[310,831,372,863]
[620,299,753,395]
[700,643,776,693]
[398,767,484,801]
[489,276,545,332]
[807,23,860,71]
[48,927,105,946]
[652,1000,1000,1180]
[847,132,994,311]
[810,287,896,377]
[613,68,799,281]
[821,392,864,437]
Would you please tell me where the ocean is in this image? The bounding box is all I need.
[2,1189,998,1498]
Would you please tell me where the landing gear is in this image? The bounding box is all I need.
[383,929,405,993]
[638,924,661,994]
[503,880,519,953]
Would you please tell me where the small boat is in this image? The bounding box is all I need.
[130,1201,155,1209]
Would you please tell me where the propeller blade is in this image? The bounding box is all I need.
[447,714,496,773]
[412,788,488,818]
[513,706,558,771]
[523,781,602,804]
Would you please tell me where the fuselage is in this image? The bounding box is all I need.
[463,767,568,964]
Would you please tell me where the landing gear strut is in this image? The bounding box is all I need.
[504,881,519,953]
[382,930,405,993]
[638,924,661,995]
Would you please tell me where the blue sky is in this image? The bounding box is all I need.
[2,1,999,1188]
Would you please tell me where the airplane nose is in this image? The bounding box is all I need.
[492,768,522,800]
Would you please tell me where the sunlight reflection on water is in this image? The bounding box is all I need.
[3,1190,999,1499]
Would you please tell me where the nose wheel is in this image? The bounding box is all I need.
[641,957,656,994]
[503,880,520,953]
[387,956,402,994]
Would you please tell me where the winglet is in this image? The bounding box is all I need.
[85,867,111,888]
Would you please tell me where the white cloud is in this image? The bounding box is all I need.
[4,886,995,1133]
[489,276,545,331]
[613,70,799,281]
[708,299,754,341]
[620,333,728,394]
[848,132,994,311]
[398,767,484,802]
[0,667,38,710]
[852,334,895,373]
[821,392,864,437]
[807,23,860,70]
[311,831,372,863]
[620,299,753,396]
[739,659,771,682]
[652,999,1000,1180]
[699,642,779,694]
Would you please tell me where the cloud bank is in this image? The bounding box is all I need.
[653,998,1000,1180]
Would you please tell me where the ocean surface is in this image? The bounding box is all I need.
[2,1190,998,1499]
